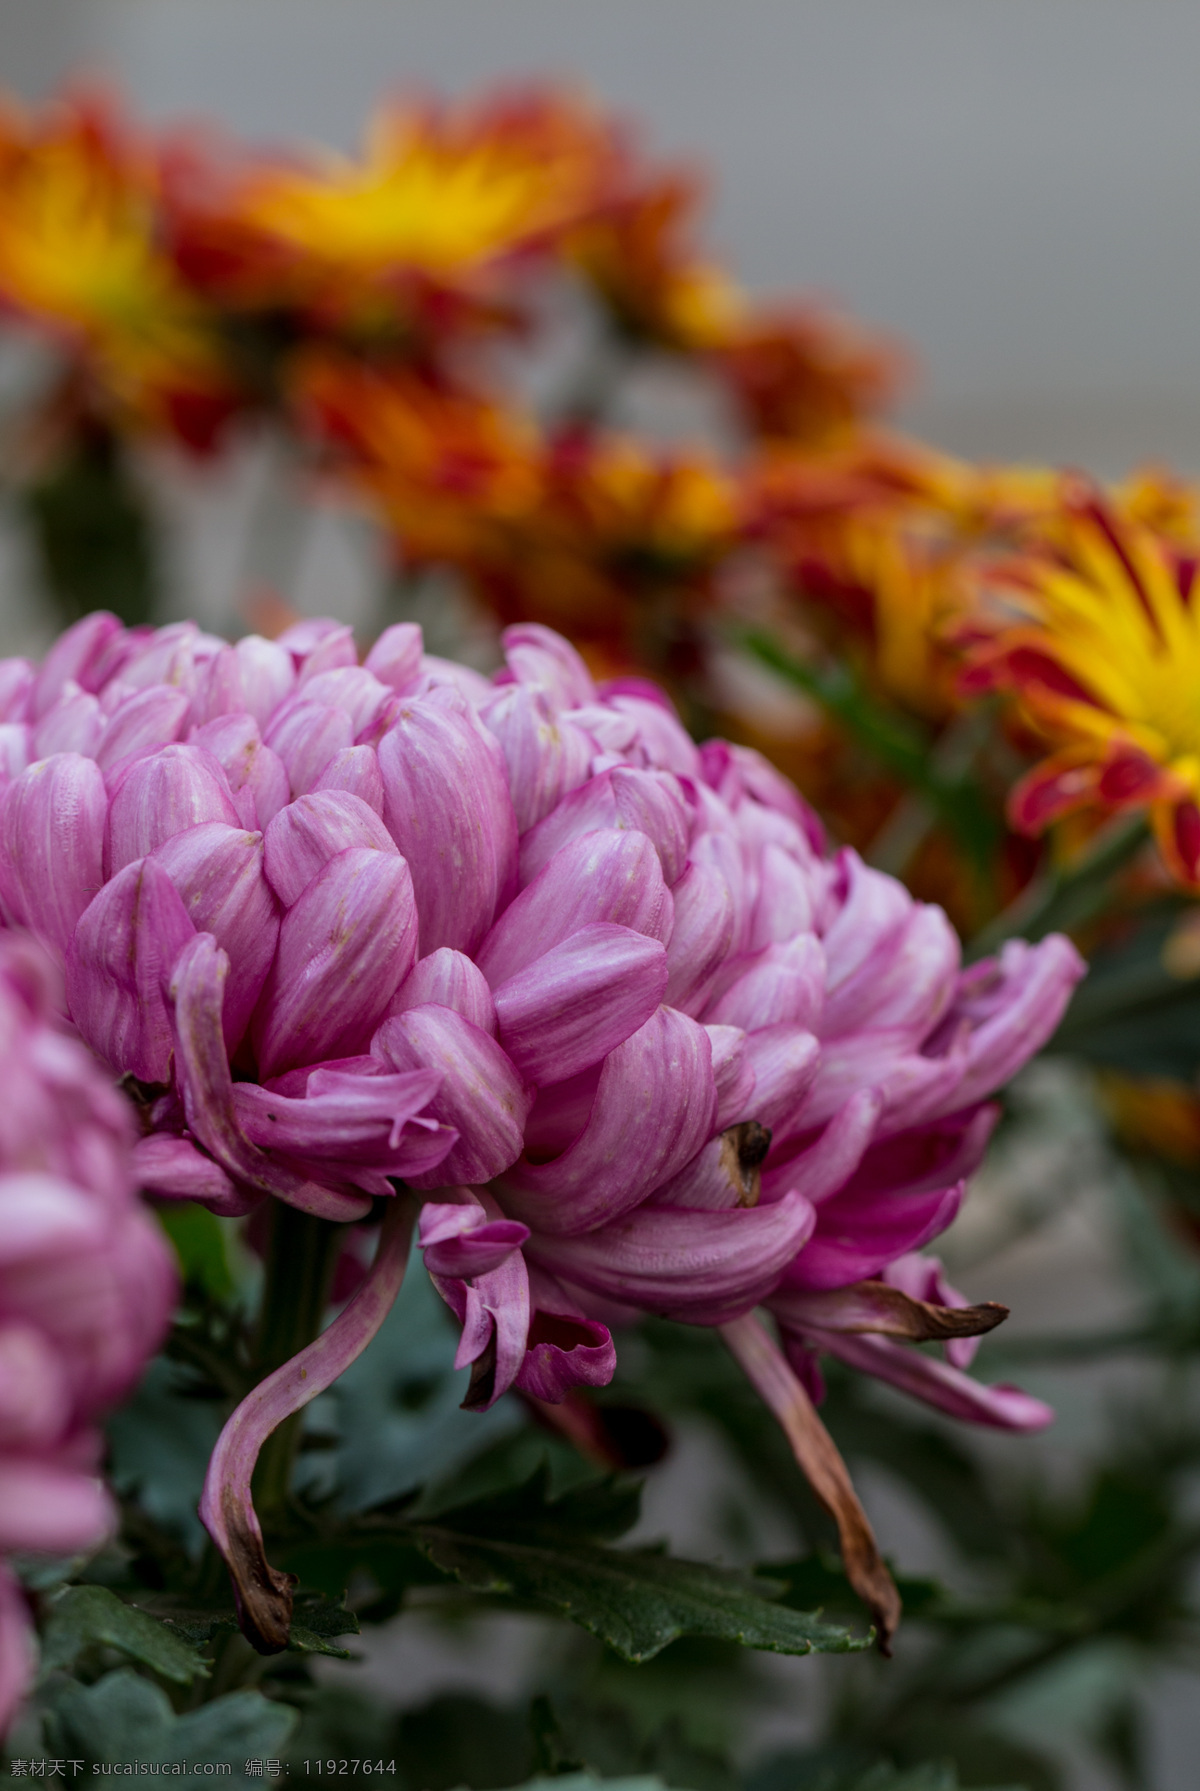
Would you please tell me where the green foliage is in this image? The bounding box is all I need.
[23,431,158,626]
[407,1469,865,1662]
[42,1670,295,1783]
[39,1585,209,1685]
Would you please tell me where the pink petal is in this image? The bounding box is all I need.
[314,745,384,814]
[761,1088,883,1205]
[663,860,736,1014]
[152,823,280,1051]
[513,1304,616,1403]
[263,789,399,908]
[483,683,592,832]
[373,1004,531,1188]
[476,829,673,987]
[301,666,391,733]
[933,936,1086,1115]
[365,621,424,693]
[232,635,296,725]
[131,1134,253,1215]
[192,714,290,830]
[33,687,104,759]
[390,947,498,1035]
[0,1459,114,1553]
[252,847,418,1077]
[705,935,826,1032]
[106,743,240,874]
[0,657,34,723]
[707,1025,757,1129]
[501,622,596,708]
[200,1196,416,1649]
[94,685,190,774]
[792,1328,1053,1431]
[264,699,354,797]
[782,1179,966,1290]
[747,843,819,950]
[499,1007,717,1234]
[378,692,517,955]
[0,753,106,957]
[418,1201,530,1278]
[32,612,125,718]
[66,859,197,1082]
[527,1190,815,1322]
[233,1065,453,1179]
[518,766,690,888]
[493,922,668,1086]
[170,933,370,1221]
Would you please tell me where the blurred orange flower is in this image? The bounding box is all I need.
[167,89,618,354]
[0,90,237,449]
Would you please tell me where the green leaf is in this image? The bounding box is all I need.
[155,1202,236,1301]
[286,1591,360,1659]
[407,1470,867,1663]
[45,1668,296,1778]
[39,1585,209,1685]
[499,1778,666,1791]
[747,1752,1028,1791]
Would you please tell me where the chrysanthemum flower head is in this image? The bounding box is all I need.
[168,88,619,347]
[961,477,1200,885]
[0,89,236,449]
[0,929,175,1734]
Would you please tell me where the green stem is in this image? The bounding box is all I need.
[738,628,1002,872]
[250,1204,342,1520]
[966,813,1149,961]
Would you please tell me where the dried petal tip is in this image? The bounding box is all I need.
[720,1311,902,1652]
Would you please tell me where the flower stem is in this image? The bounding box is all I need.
[965,813,1149,962]
[251,1204,342,1521]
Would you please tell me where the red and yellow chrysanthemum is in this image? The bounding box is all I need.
[961,479,1200,885]
[169,89,618,348]
[0,91,237,448]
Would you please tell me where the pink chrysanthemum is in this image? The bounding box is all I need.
[0,614,1082,1645]
[0,931,176,1733]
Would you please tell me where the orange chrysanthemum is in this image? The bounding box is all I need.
[0,91,236,448]
[169,89,618,347]
[962,479,1200,886]
[297,358,541,568]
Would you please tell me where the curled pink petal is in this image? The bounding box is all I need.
[418,1201,530,1278]
[528,1191,814,1322]
[313,744,385,814]
[518,766,690,888]
[493,923,668,1086]
[152,823,279,1051]
[200,1195,417,1650]
[252,847,418,1078]
[374,1005,532,1188]
[131,1134,257,1216]
[265,699,354,796]
[67,859,196,1083]
[171,934,370,1222]
[789,1326,1053,1432]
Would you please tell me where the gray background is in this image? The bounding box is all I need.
[6,0,1200,473]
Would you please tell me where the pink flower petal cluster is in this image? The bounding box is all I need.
[0,613,1081,1434]
[0,932,176,1733]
